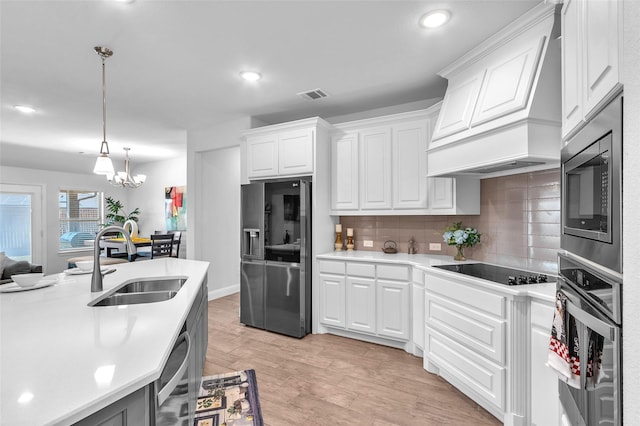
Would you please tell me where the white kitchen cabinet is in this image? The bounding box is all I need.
[377,279,410,340]
[427,175,481,215]
[346,276,377,334]
[331,106,479,215]
[561,0,623,140]
[424,271,508,418]
[411,268,425,353]
[428,178,454,210]
[278,128,314,176]
[561,0,583,140]
[393,121,428,209]
[246,129,312,178]
[317,258,411,348]
[360,128,392,210]
[246,134,278,178]
[376,264,410,340]
[318,260,347,329]
[331,132,359,210]
[243,117,332,180]
[530,298,559,426]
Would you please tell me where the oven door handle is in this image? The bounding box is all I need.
[564,298,616,342]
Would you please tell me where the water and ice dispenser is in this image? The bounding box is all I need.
[242,228,261,258]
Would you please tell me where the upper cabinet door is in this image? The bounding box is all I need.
[278,129,314,176]
[331,132,359,210]
[471,36,544,126]
[246,134,278,178]
[561,0,584,139]
[432,71,485,141]
[428,178,455,211]
[392,121,427,209]
[360,128,392,210]
[561,0,622,139]
[582,0,622,117]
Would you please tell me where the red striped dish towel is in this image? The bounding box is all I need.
[547,291,581,388]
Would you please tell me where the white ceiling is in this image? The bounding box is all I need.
[0,0,540,174]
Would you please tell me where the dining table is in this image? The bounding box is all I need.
[100,236,152,260]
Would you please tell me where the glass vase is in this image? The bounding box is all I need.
[454,245,465,261]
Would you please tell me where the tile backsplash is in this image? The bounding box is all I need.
[339,169,561,274]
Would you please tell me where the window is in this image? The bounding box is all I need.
[59,189,103,251]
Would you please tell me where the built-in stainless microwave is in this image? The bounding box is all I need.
[561,94,623,273]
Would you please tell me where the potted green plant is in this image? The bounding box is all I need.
[102,196,140,227]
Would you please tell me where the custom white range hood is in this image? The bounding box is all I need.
[427,3,561,178]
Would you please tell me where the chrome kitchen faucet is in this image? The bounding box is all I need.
[91,226,136,292]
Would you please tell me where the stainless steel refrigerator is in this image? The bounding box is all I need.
[240,179,311,338]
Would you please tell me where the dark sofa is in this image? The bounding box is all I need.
[0,257,43,285]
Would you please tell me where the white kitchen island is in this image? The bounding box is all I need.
[0,257,209,426]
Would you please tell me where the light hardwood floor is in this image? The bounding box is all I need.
[204,293,500,425]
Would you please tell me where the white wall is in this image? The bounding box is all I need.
[187,116,256,299]
[623,1,639,422]
[198,147,241,298]
[0,165,132,274]
[128,154,187,257]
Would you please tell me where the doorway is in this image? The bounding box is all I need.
[0,184,43,264]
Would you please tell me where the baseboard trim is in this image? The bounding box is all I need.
[208,283,239,301]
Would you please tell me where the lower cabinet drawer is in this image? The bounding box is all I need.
[426,274,506,318]
[377,264,409,281]
[426,326,505,410]
[318,260,345,275]
[530,298,554,329]
[346,262,376,278]
[426,290,505,364]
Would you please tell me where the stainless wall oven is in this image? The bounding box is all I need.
[556,253,622,426]
[561,94,623,273]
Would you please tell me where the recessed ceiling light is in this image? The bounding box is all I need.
[240,71,262,82]
[14,105,36,114]
[419,10,451,28]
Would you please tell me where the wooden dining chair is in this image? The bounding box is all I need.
[150,233,174,259]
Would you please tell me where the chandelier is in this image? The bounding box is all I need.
[108,147,146,188]
[91,46,145,188]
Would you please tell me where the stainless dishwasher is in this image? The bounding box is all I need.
[155,331,193,425]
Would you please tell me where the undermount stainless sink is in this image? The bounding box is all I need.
[91,291,179,306]
[89,276,188,307]
[115,278,187,294]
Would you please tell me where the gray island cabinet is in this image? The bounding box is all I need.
[0,258,209,426]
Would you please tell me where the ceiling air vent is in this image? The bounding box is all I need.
[297,88,328,101]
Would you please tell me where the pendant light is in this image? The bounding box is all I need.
[93,46,116,176]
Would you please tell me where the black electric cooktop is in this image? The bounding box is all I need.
[433,263,555,286]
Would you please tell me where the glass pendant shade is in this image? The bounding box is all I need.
[94,153,115,175]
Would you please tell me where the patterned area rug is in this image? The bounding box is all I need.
[195,369,263,426]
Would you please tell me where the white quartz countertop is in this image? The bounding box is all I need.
[317,251,556,301]
[0,258,209,426]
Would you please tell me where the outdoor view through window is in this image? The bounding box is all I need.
[59,189,103,251]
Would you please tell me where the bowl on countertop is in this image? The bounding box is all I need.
[75,260,94,271]
[11,273,45,288]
